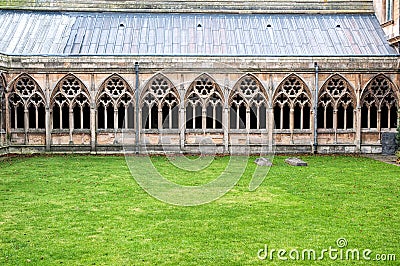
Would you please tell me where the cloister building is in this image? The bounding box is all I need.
[0,0,399,154]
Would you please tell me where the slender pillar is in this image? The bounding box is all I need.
[45,107,51,150]
[290,107,294,144]
[90,106,96,151]
[180,107,185,151]
[69,108,73,144]
[267,107,274,153]
[223,107,229,153]
[24,108,28,144]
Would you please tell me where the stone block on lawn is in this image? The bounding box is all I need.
[285,157,307,166]
[254,157,273,166]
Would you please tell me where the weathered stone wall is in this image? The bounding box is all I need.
[0,55,398,154]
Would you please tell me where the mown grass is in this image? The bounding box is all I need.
[0,155,399,265]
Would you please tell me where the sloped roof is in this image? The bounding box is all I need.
[0,10,396,56]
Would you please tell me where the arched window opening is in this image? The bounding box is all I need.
[162,104,170,129]
[303,104,311,129]
[142,74,179,130]
[9,75,45,130]
[361,104,369,128]
[28,105,36,129]
[150,104,158,129]
[206,103,214,129]
[346,104,354,129]
[73,105,81,129]
[282,104,290,129]
[317,104,325,129]
[390,105,397,128]
[61,104,69,129]
[118,103,126,129]
[97,75,134,130]
[82,104,90,129]
[318,75,355,130]
[370,105,378,128]
[52,75,90,130]
[294,103,301,129]
[326,104,334,129]
[337,104,345,129]
[361,75,398,130]
[186,75,223,130]
[106,105,114,129]
[98,104,105,129]
[38,104,45,129]
[127,103,134,129]
[274,75,310,131]
[186,104,193,129]
[171,104,179,129]
[195,104,202,129]
[230,76,268,130]
[381,105,389,128]
[250,105,257,129]
[273,105,281,129]
[142,104,149,129]
[53,105,60,129]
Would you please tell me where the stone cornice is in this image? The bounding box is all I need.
[0,54,398,74]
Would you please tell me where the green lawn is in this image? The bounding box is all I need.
[0,155,399,265]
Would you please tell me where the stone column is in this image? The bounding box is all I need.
[90,106,96,151]
[179,107,185,150]
[333,110,337,144]
[290,107,294,144]
[69,108,73,144]
[24,108,28,144]
[377,109,381,144]
[268,107,274,153]
[45,107,51,151]
[5,92,10,145]
[223,107,229,153]
[355,107,361,153]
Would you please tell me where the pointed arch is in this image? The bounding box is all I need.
[361,74,398,129]
[140,73,180,130]
[273,74,312,130]
[229,74,269,129]
[51,74,90,130]
[185,73,224,102]
[51,73,90,104]
[318,74,356,129]
[96,74,134,130]
[8,73,46,129]
[185,73,224,130]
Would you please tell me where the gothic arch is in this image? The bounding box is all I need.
[273,74,312,130]
[140,73,180,129]
[8,73,46,129]
[51,74,91,130]
[185,73,224,129]
[318,74,356,129]
[96,74,135,129]
[360,74,398,129]
[229,74,269,129]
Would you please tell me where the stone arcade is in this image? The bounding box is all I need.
[0,1,399,154]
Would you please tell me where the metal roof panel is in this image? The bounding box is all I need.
[0,10,396,56]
